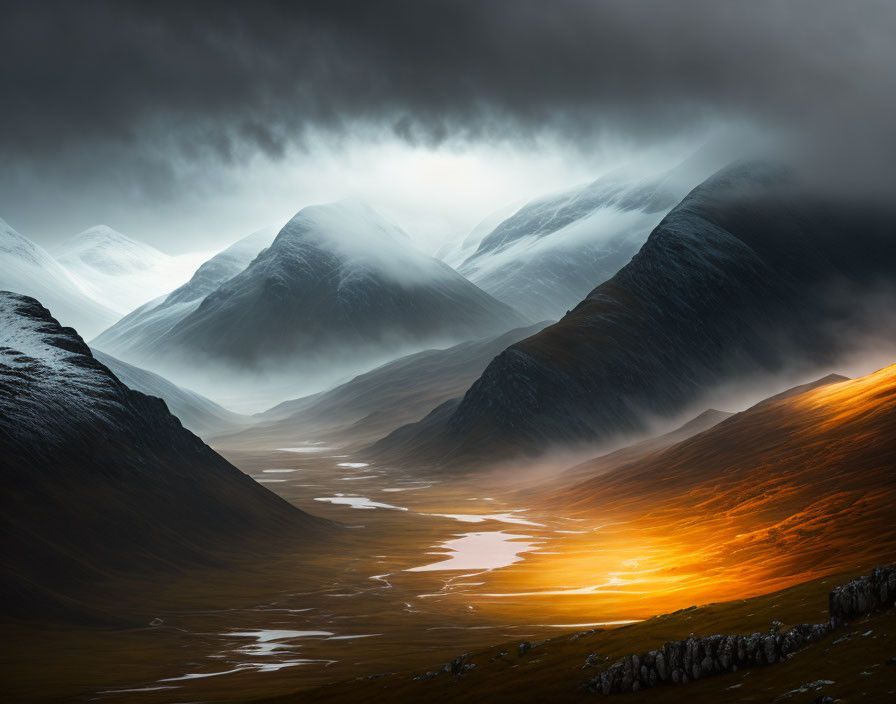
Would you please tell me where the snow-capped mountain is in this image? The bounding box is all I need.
[0,291,327,617]
[455,154,724,321]
[91,225,278,360]
[435,200,523,269]
[54,225,208,314]
[0,217,118,338]
[371,162,896,467]
[107,200,527,397]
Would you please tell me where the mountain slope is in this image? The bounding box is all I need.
[91,348,250,437]
[456,153,724,321]
[54,225,207,314]
[457,172,675,321]
[372,163,896,467]
[225,321,551,449]
[90,225,277,360]
[548,364,896,592]
[128,200,527,380]
[545,408,733,491]
[0,292,328,620]
[436,200,524,269]
[545,373,844,492]
[0,217,118,338]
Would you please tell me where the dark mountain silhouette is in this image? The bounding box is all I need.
[0,292,329,622]
[371,163,896,468]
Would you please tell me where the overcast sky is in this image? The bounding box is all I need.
[1,0,894,254]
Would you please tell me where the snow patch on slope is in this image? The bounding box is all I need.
[0,291,125,439]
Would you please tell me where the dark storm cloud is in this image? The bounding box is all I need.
[0,0,894,243]
[3,0,895,156]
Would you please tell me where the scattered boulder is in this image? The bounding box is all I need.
[443,653,469,676]
[572,629,597,640]
[778,680,836,699]
[583,652,609,668]
[518,639,548,657]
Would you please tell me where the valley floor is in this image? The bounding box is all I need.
[4,440,895,703]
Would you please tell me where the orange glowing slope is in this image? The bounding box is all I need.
[541,364,896,608]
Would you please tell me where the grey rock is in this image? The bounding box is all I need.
[443,653,469,676]
[583,567,892,696]
[655,651,666,681]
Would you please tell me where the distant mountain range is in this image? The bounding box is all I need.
[371,162,896,468]
[91,225,278,362]
[53,225,207,314]
[0,292,328,620]
[96,200,527,400]
[223,320,551,449]
[0,217,118,338]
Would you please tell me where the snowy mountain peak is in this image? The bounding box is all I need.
[0,218,118,337]
[274,200,452,285]
[64,223,138,244]
[54,225,209,315]
[56,225,168,275]
[0,217,55,267]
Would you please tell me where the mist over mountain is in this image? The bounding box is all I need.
[3,4,895,701]
[110,200,526,400]
[0,292,327,620]
[227,320,551,449]
[548,364,896,580]
[371,162,896,468]
[92,349,249,437]
[54,225,206,314]
[0,217,118,338]
[455,157,715,321]
[91,225,278,361]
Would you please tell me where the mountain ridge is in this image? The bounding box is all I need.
[127,200,527,378]
[0,291,330,621]
[370,162,896,468]
[0,217,118,338]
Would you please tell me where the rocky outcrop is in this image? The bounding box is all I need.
[829,566,896,627]
[412,653,475,680]
[586,566,895,695]
[586,623,831,695]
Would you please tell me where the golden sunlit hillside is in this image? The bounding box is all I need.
[529,364,896,612]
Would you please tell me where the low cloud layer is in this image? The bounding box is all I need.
[1,0,894,248]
